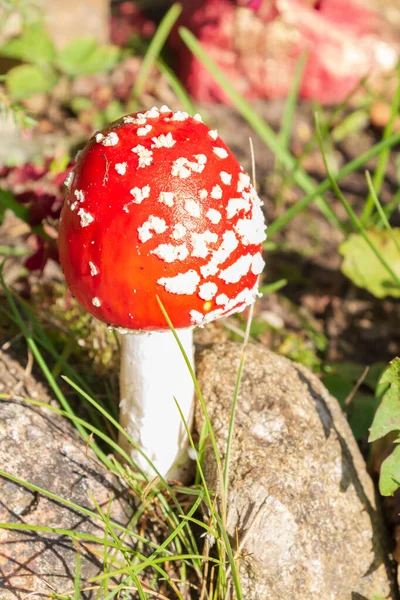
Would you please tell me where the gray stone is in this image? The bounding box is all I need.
[195,342,396,600]
[0,350,132,599]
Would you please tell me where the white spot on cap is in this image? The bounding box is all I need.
[151,243,189,263]
[89,261,99,276]
[145,107,160,118]
[123,115,137,124]
[199,189,208,200]
[172,155,207,178]
[200,230,239,278]
[92,297,101,307]
[64,171,74,189]
[132,145,153,168]
[211,185,223,200]
[95,133,104,143]
[138,215,167,243]
[193,113,203,122]
[74,189,85,203]
[251,253,265,275]
[158,269,200,295]
[115,162,127,175]
[218,254,253,284]
[206,208,222,224]
[237,172,251,192]
[129,185,150,204]
[235,203,267,245]
[137,124,152,136]
[78,208,94,227]
[172,111,189,121]
[185,199,201,217]
[199,282,218,301]
[208,130,218,140]
[190,310,204,325]
[70,201,78,211]
[216,293,229,306]
[160,105,171,113]
[220,171,232,185]
[213,147,228,159]
[151,132,176,148]
[101,132,119,147]
[191,231,218,258]
[172,224,187,240]
[158,191,174,206]
[227,197,251,219]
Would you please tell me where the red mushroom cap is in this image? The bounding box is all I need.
[58,107,266,330]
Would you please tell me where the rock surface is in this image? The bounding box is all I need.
[195,342,396,600]
[0,350,131,599]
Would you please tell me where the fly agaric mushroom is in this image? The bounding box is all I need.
[58,106,266,480]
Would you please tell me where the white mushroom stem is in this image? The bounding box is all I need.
[118,328,195,481]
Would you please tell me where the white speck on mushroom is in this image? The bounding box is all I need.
[235,203,267,245]
[190,310,204,325]
[199,282,218,301]
[200,230,239,278]
[160,105,171,113]
[132,145,153,168]
[191,231,218,258]
[218,253,253,284]
[193,113,203,122]
[129,185,151,204]
[158,191,174,206]
[185,199,201,217]
[101,132,119,146]
[123,115,136,124]
[64,171,74,189]
[172,224,187,240]
[206,208,222,224]
[151,132,176,148]
[115,162,127,175]
[89,261,99,276]
[251,253,265,275]
[193,154,207,170]
[151,243,189,263]
[137,124,152,136]
[213,147,228,159]
[237,172,251,192]
[211,185,223,200]
[74,189,85,203]
[137,215,167,243]
[78,208,94,227]
[208,129,218,140]
[172,155,206,178]
[158,269,200,294]
[220,171,232,185]
[95,133,105,143]
[92,297,101,307]
[145,107,160,118]
[216,293,229,306]
[172,111,189,121]
[199,189,208,200]
[227,197,251,219]
[70,201,78,211]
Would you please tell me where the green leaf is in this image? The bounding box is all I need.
[348,395,379,441]
[6,64,57,100]
[0,189,29,222]
[0,25,56,65]
[369,358,400,442]
[340,229,400,298]
[379,442,400,496]
[57,37,120,76]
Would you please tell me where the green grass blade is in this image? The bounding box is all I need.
[259,278,287,294]
[268,130,400,236]
[130,4,182,108]
[315,114,400,288]
[365,170,400,255]
[277,52,307,162]
[179,27,344,233]
[74,551,82,600]
[361,66,400,223]
[156,58,195,115]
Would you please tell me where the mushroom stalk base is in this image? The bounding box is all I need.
[118,328,194,482]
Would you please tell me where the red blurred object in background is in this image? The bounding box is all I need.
[172,0,398,104]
